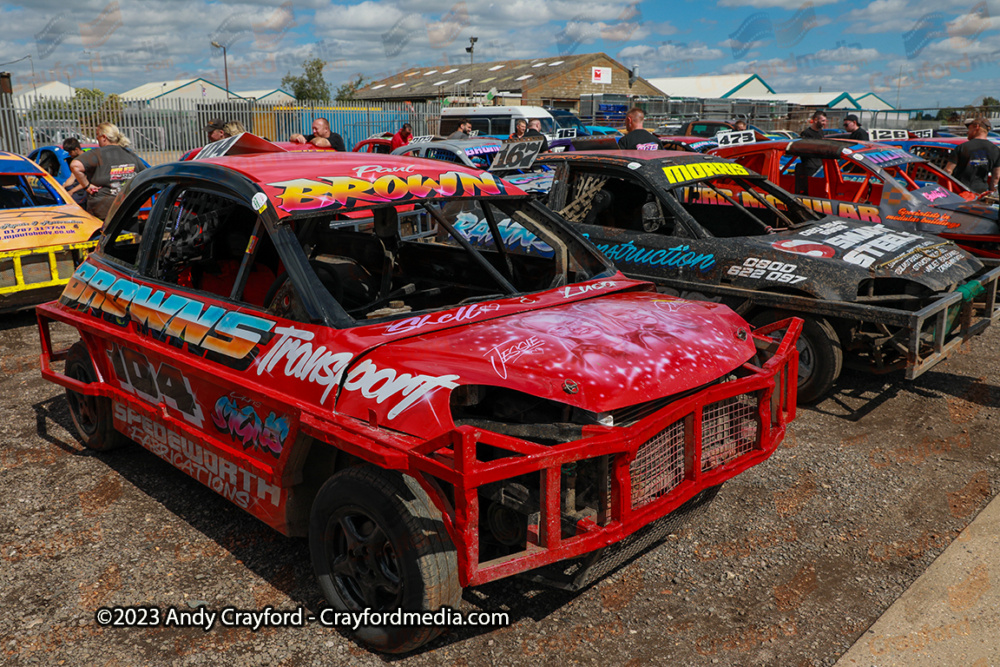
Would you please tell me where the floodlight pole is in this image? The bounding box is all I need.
[211,41,229,98]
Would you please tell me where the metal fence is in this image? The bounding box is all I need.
[4,93,999,164]
[0,95,441,165]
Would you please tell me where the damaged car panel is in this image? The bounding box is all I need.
[712,139,1000,258]
[36,149,798,653]
[521,150,1000,402]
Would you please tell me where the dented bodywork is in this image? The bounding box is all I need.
[37,151,799,593]
[518,151,1000,383]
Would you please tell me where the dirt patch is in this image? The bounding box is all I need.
[1,313,998,666]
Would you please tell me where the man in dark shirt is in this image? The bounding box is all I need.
[617,108,661,150]
[290,118,346,151]
[843,114,869,141]
[795,111,827,194]
[523,118,549,153]
[447,119,472,140]
[945,117,1000,194]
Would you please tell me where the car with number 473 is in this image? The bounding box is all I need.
[37,149,798,652]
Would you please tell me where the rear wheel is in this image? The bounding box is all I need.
[752,310,842,404]
[309,466,461,653]
[65,342,127,451]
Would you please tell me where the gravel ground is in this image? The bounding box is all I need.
[1,308,997,666]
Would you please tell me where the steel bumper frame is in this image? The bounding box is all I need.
[405,319,801,587]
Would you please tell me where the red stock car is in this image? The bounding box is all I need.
[712,139,1000,257]
[37,151,798,652]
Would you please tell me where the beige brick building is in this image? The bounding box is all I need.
[354,52,663,113]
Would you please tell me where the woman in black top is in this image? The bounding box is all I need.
[69,122,146,221]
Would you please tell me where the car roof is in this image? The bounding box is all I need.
[0,151,45,175]
[538,149,768,188]
[548,149,714,163]
[191,151,527,217]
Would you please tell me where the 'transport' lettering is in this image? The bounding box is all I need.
[255,326,460,418]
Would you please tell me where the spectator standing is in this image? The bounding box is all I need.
[290,118,346,151]
[523,119,550,152]
[733,120,748,131]
[69,122,146,221]
[448,118,472,140]
[223,120,246,137]
[795,111,827,194]
[617,108,661,150]
[390,123,413,151]
[509,119,527,140]
[945,117,1000,194]
[205,119,225,144]
[61,137,88,208]
[843,114,869,141]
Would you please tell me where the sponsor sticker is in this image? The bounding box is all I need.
[251,192,268,213]
[662,162,749,184]
[771,238,836,258]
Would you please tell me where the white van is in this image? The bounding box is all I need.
[440,106,556,139]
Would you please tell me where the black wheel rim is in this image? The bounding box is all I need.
[326,507,402,611]
[66,363,98,436]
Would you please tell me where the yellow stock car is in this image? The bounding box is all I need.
[0,151,104,312]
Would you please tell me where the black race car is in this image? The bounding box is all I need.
[503,151,1000,402]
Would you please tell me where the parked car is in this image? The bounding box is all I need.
[0,151,107,312]
[37,150,797,652]
[547,109,593,137]
[712,139,1000,258]
[391,137,503,169]
[656,136,720,153]
[352,132,393,154]
[510,150,1000,402]
[677,120,770,142]
[440,106,557,140]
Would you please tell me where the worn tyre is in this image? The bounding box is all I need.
[752,311,842,404]
[65,342,127,451]
[309,465,461,653]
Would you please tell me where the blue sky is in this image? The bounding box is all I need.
[2,0,998,108]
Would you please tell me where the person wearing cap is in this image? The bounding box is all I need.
[945,117,1000,194]
[205,119,225,144]
[843,114,869,141]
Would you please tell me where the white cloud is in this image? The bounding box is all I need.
[718,0,838,7]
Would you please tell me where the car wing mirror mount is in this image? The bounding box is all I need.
[641,201,664,232]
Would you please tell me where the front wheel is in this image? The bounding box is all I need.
[309,466,461,653]
[752,311,842,404]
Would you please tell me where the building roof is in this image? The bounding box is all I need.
[355,53,639,100]
[854,92,895,110]
[235,88,295,100]
[120,78,238,100]
[739,92,860,109]
[13,81,75,104]
[645,74,775,99]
